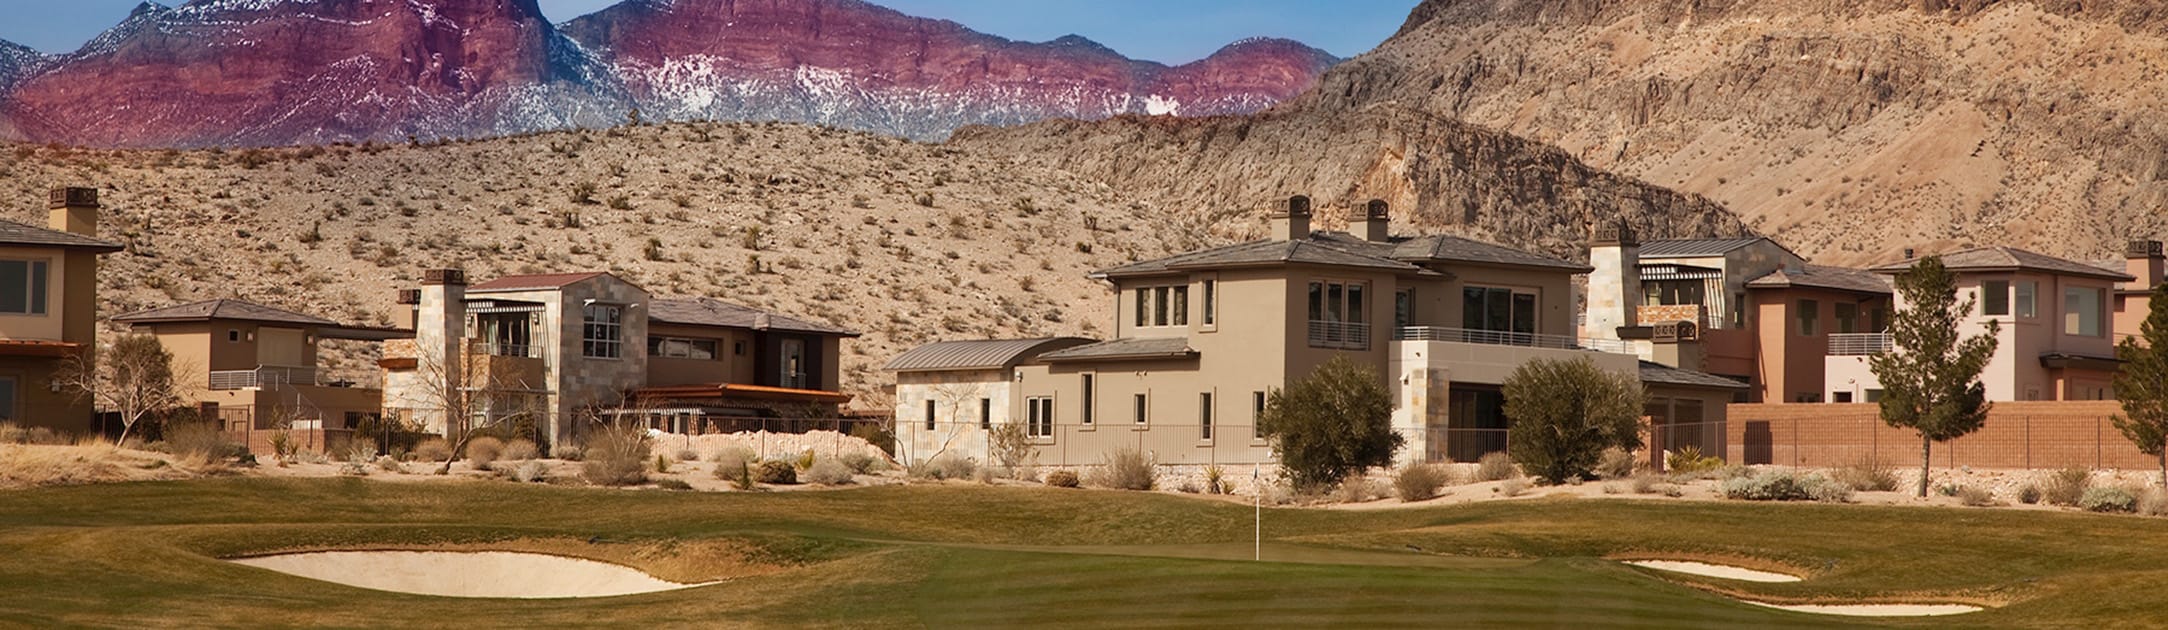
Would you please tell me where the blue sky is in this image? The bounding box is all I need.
[0,0,1416,64]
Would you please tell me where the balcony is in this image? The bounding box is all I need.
[482,342,540,358]
[209,365,319,390]
[1828,333,1893,356]
[1306,320,1372,350]
[1394,327,1638,355]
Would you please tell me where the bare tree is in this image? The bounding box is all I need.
[407,341,546,475]
[55,334,183,444]
[915,379,986,466]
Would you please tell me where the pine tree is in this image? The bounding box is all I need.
[1868,255,2000,497]
[2112,283,2168,486]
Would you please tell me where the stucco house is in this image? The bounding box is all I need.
[111,299,402,443]
[0,187,124,434]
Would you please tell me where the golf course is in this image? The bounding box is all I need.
[2,478,2162,628]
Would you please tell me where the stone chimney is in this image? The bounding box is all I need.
[415,269,468,410]
[1356,199,1391,242]
[1582,219,1640,341]
[47,187,98,237]
[2127,239,2163,289]
[1268,195,1312,241]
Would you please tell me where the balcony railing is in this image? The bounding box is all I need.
[483,342,540,358]
[1395,326,1639,356]
[1306,320,1372,350]
[208,365,319,390]
[1828,333,1894,356]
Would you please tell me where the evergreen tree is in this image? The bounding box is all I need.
[1869,255,2000,497]
[2112,283,2168,486]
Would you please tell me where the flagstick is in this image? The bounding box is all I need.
[1253,463,1261,562]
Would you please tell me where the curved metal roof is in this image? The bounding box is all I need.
[885,337,1096,373]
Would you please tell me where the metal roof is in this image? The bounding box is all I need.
[884,337,1097,372]
[1637,238,1773,258]
[468,272,609,292]
[1038,337,1199,363]
[1095,231,1584,278]
[1639,361,1750,390]
[112,298,337,327]
[1384,234,1592,271]
[0,218,124,252]
[1868,247,2135,281]
[1745,265,1893,294]
[649,297,859,337]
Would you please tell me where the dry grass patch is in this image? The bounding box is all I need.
[0,443,190,489]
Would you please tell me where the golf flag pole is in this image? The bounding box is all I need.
[1253,463,1261,562]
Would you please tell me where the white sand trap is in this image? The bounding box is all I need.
[230,551,709,598]
[1742,601,1984,617]
[1623,560,1802,583]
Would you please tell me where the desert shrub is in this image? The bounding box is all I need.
[973,466,998,484]
[1504,357,1645,483]
[716,459,755,491]
[1333,478,1388,503]
[1086,447,1157,491]
[465,436,504,469]
[2018,484,2042,504]
[1475,452,1517,482]
[987,421,1036,476]
[1721,470,1852,503]
[580,425,652,487]
[25,427,64,445]
[1201,465,1229,494]
[268,430,294,463]
[675,448,699,462]
[164,420,238,466]
[556,445,585,462]
[792,450,817,471]
[754,460,798,484]
[1043,470,1081,488]
[1629,473,1663,494]
[1499,477,1530,497]
[1596,448,1638,480]
[804,458,853,485]
[2139,488,2168,516]
[1830,457,1900,492]
[2081,486,2138,513]
[2041,468,2092,506]
[1664,445,1724,475]
[913,454,978,481]
[1394,463,1450,502]
[1257,355,1400,490]
[1957,485,1997,507]
[502,439,539,461]
[374,456,405,474]
[656,478,693,491]
[840,451,884,474]
[412,438,453,464]
[1935,483,1961,497]
[0,422,25,444]
[710,446,757,470]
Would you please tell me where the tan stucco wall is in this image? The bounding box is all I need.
[0,355,90,433]
[0,245,71,341]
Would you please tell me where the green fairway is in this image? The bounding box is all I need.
[0,479,2161,628]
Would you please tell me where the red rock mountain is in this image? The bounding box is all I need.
[0,0,1337,147]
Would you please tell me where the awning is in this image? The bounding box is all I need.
[1639,263,1723,281]
[0,339,81,358]
[633,383,854,405]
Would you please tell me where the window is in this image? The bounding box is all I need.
[1731,293,1746,327]
[2065,287,2105,337]
[924,399,936,431]
[1134,287,1148,327]
[1394,289,1414,329]
[483,313,537,357]
[0,260,48,315]
[1252,391,1267,439]
[1642,280,1704,306]
[1865,389,1885,403]
[1796,299,1819,336]
[227,329,241,343]
[1026,397,1053,438]
[1080,374,1095,425]
[1154,286,1170,326]
[2017,282,2037,318]
[1462,286,1536,334]
[1133,284,1190,327]
[779,338,807,388]
[1308,280,1371,348]
[1171,286,1189,326]
[733,340,745,356]
[1982,280,2010,316]
[1833,391,1853,403]
[648,337,719,360]
[1202,279,1217,325]
[1835,303,1859,334]
[0,376,14,420]
[979,398,991,430]
[1133,393,1148,425]
[1199,392,1214,441]
[581,304,623,358]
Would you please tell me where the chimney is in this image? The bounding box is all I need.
[1268,195,1312,241]
[415,269,468,432]
[1356,199,1391,242]
[2128,239,2164,289]
[47,187,99,237]
[1582,219,1640,341]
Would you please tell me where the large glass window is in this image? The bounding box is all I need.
[1027,397,1054,438]
[1307,280,1371,348]
[0,260,49,315]
[1796,299,1819,336]
[2066,287,2105,337]
[1133,284,1189,327]
[1394,289,1414,329]
[1462,286,1536,334]
[647,336,718,360]
[2017,282,2037,318]
[480,312,535,357]
[581,304,623,358]
[1982,280,2010,316]
[1643,280,1704,306]
[1835,303,1859,334]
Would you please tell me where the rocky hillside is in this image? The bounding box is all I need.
[0,122,1225,404]
[1298,0,2168,264]
[0,0,1335,147]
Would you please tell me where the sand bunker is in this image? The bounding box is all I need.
[1741,601,1984,617]
[1623,560,1802,583]
[230,551,710,598]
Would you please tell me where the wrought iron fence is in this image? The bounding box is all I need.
[1395,326,1639,355]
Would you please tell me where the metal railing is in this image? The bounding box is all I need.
[1394,326,1639,355]
[1306,320,1372,350]
[483,342,540,358]
[208,365,319,390]
[1828,333,1893,356]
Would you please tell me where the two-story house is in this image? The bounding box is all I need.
[1,187,124,434]
[1825,247,2131,402]
[889,197,1738,468]
[111,299,400,444]
[381,269,857,451]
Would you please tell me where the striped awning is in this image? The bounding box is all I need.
[1639,263,1722,281]
[465,299,544,314]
